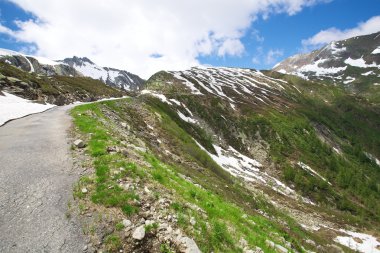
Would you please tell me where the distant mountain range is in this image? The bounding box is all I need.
[0,49,144,91]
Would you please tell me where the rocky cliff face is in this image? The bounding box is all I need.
[273,32,380,93]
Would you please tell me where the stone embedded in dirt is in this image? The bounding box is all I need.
[74,139,85,148]
[305,239,316,246]
[266,240,288,253]
[144,186,151,194]
[244,247,263,253]
[239,238,248,248]
[106,146,117,153]
[81,188,88,194]
[180,237,201,253]
[158,223,168,231]
[275,244,288,253]
[132,225,146,240]
[145,219,154,226]
[189,217,196,226]
[121,149,129,157]
[122,219,132,227]
[121,122,128,128]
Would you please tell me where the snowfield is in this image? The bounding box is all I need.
[0,92,55,126]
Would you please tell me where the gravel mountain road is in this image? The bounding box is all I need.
[0,105,86,252]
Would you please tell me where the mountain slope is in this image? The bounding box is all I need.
[60,56,144,91]
[0,61,125,105]
[0,49,145,91]
[139,66,380,252]
[68,65,380,252]
[273,32,380,96]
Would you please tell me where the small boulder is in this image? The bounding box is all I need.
[122,219,132,227]
[132,225,145,240]
[180,237,201,253]
[74,139,85,148]
[275,244,288,253]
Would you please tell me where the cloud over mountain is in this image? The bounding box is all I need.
[1,0,328,78]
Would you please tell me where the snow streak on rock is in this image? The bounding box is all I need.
[169,67,288,107]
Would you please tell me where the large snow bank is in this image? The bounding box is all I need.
[0,92,55,126]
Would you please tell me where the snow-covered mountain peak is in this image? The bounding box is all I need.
[273,31,380,89]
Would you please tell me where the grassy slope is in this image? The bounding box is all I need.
[145,71,380,227]
[70,99,334,253]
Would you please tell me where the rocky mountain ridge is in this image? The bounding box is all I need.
[59,56,145,91]
[0,49,145,91]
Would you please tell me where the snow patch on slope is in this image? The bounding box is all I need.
[297,162,331,185]
[343,76,355,84]
[344,57,380,68]
[362,71,375,76]
[372,46,380,54]
[32,56,61,66]
[177,111,197,124]
[0,92,55,126]
[297,59,347,76]
[195,141,315,204]
[73,61,109,81]
[330,42,346,56]
[334,229,380,253]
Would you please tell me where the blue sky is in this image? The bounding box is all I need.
[0,0,379,77]
[199,0,380,69]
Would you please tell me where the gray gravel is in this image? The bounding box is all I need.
[0,105,85,252]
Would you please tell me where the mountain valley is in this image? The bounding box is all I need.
[1,32,380,253]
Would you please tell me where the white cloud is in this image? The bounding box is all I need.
[217,39,245,57]
[0,24,14,36]
[302,15,380,49]
[265,49,283,65]
[2,0,328,78]
[251,56,260,65]
[251,29,265,42]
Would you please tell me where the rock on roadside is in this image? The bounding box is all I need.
[74,139,85,148]
[180,237,201,253]
[132,225,145,240]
